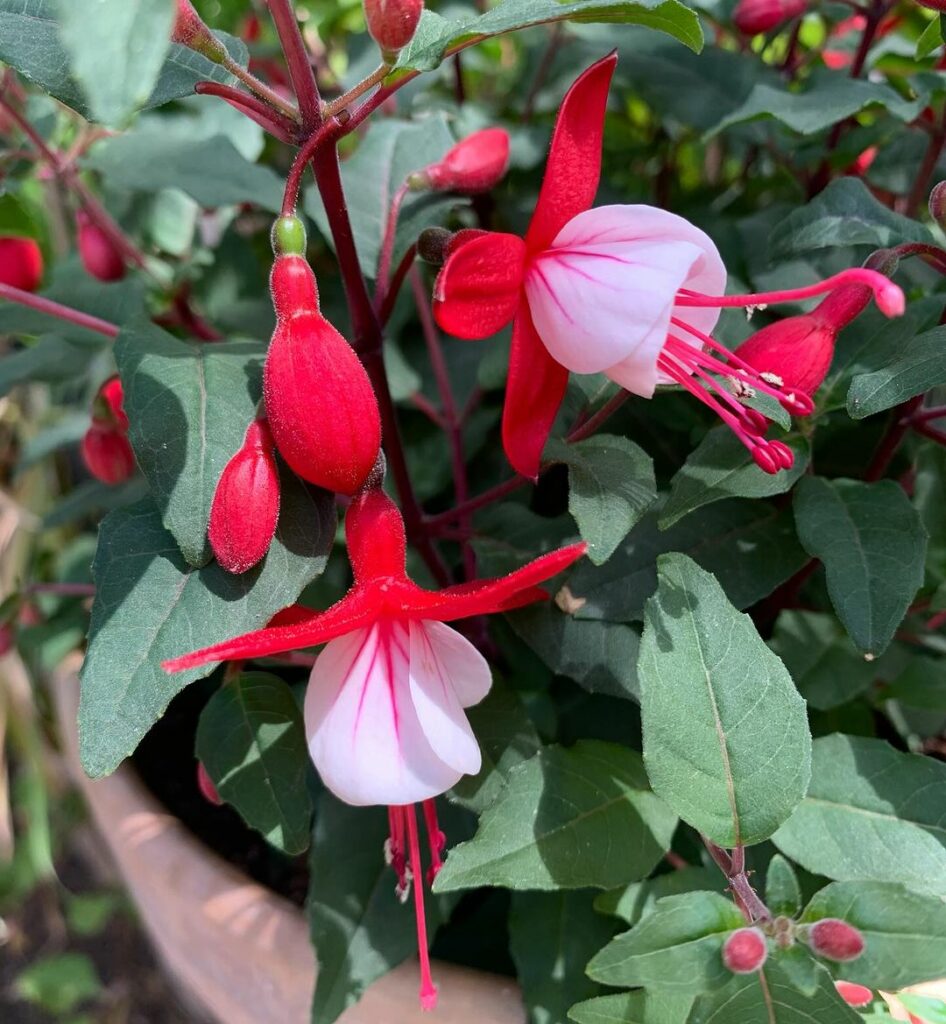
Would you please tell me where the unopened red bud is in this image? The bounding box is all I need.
[0,236,43,292]
[82,425,136,484]
[807,919,865,962]
[363,0,423,60]
[208,418,281,574]
[196,761,224,806]
[264,256,381,495]
[930,181,946,227]
[834,981,872,1008]
[415,129,511,194]
[77,211,126,282]
[733,0,807,34]
[172,0,228,62]
[92,376,129,431]
[722,928,768,974]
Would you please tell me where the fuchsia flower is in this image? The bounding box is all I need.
[165,486,585,1008]
[432,54,905,479]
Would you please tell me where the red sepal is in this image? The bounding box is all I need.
[432,232,526,340]
[524,54,617,254]
[502,305,570,480]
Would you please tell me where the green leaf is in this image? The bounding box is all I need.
[0,335,91,396]
[57,0,175,126]
[509,605,640,700]
[308,795,449,1024]
[510,891,618,1024]
[565,501,808,623]
[305,116,459,279]
[768,179,933,260]
[765,855,801,918]
[15,954,102,1015]
[660,429,808,529]
[116,319,266,566]
[196,672,311,855]
[86,134,286,212]
[448,681,541,813]
[769,611,877,711]
[547,435,657,565]
[847,326,946,419]
[882,656,946,710]
[917,15,944,59]
[433,740,677,892]
[773,734,946,900]
[793,477,927,656]
[595,866,725,926]
[639,554,811,847]
[586,891,745,993]
[709,72,929,138]
[899,995,946,1024]
[78,489,334,779]
[569,992,647,1024]
[801,880,946,990]
[65,892,123,937]
[0,0,246,120]
[687,959,861,1023]
[396,0,703,74]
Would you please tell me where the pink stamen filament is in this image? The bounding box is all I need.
[406,804,438,1011]
[387,805,409,895]
[675,268,903,318]
[422,799,446,885]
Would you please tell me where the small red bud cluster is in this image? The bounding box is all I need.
[0,236,44,292]
[733,0,807,35]
[722,928,769,974]
[82,377,136,485]
[804,918,866,962]
[76,210,126,282]
[411,129,511,194]
[172,0,228,63]
[363,0,424,62]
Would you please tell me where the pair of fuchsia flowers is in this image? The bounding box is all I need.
[166,53,905,1011]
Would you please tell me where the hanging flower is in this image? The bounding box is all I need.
[164,485,585,1008]
[431,54,905,479]
[81,376,135,485]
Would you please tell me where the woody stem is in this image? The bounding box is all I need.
[266,0,322,130]
[704,838,771,924]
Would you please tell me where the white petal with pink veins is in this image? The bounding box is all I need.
[523,204,727,381]
[304,621,462,806]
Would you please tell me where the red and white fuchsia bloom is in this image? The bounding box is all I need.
[165,485,585,1008]
[432,54,905,479]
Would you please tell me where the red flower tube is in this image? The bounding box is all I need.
[77,210,126,283]
[0,236,43,293]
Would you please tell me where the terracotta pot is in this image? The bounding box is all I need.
[52,656,526,1024]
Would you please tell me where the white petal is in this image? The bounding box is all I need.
[418,619,492,707]
[304,622,462,807]
[408,621,484,778]
[523,204,727,378]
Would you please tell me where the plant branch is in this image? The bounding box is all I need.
[281,115,349,215]
[325,63,392,117]
[266,0,322,129]
[195,81,298,143]
[378,243,417,325]
[865,395,923,481]
[703,838,771,924]
[375,181,411,301]
[0,284,118,338]
[220,55,301,123]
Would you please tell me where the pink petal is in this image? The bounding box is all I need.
[408,620,485,776]
[304,622,462,806]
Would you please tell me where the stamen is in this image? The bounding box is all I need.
[676,268,903,318]
[387,805,410,900]
[406,804,438,1011]
[422,799,447,886]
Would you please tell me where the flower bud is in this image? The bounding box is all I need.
[172,0,228,63]
[417,227,454,265]
[930,181,946,228]
[92,376,129,431]
[196,761,224,806]
[806,919,865,962]
[363,0,423,60]
[722,928,768,974]
[77,210,126,282]
[733,0,807,35]
[208,418,281,574]
[264,255,381,495]
[834,981,872,1008]
[0,235,43,292]
[411,129,511,194]
[81,425,136,484]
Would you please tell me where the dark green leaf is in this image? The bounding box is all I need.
[793,477,927,656]
[586,891,744,993]
[639,554,811,847]
[0,335,91,396]
[917,16,944,58]
[116,319,266,566]
[773,734,946,900]
[78,488,334,778]
[196,672,311,855]
[661,429,808,529]
[569,992,647,1024]
[510,891,618,1024]
[765,855,801,918]
[882,656,946,709]
[847,326,946,419]
[433,741,677,892]
[801,880,946,990]
[595,866,725,926]
[546,436,657,565]
[57,0,175,126]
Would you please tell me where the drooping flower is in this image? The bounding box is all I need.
[208,417,281,574]
[164,485,585,1008]
[77,210,126,282]
[82,376,135,485]
[432,54,905,479]
[0,235,43,292]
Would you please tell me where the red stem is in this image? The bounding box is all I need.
[195,81,298,144]
[281,115,349,215]
[0,283,118,338]
[865,396,923,481]
[265,0,321,130]
[376,181,411,302]
[913,421,946,447]
[378,243,417,326]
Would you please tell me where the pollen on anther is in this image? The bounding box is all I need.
[760,371,784,387]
